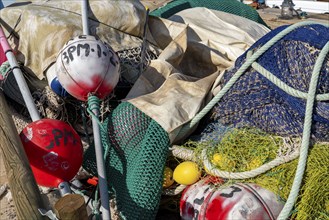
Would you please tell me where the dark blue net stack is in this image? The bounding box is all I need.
[208,24,329,141]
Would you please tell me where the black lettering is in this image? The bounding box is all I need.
[194,209,199,219]
[220,186,242,198]
[52,129,63,147]
[108,51,117,67]
[78,35,87,39]
[67,46,77,61]
[45,140,55,150]
[62,51,70,64]
[193,195,205,219]
[194,197,204,205]
[97,44,102,58]
[63,129,78,146]
[77,43,90,57]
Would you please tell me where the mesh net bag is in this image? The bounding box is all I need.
[83,102,170,220]
[150,0,269,28]
[209,24,329,141]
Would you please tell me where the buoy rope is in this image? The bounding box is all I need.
[87,95,110,160]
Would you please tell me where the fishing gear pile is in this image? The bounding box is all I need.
[209,24,329,140]
[180,23,329,219]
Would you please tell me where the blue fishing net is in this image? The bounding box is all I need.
[205,24,329,141]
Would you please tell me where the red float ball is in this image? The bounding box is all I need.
[180,176,284,220]
[19,119,83,188]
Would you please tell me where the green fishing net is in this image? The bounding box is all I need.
[83,102,170,220]
[150,0,270,28]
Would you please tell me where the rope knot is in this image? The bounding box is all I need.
[88,95,100,112]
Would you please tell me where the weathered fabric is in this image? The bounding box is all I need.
[0,2,270,144]
[127,8,270,143]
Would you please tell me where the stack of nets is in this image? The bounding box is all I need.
[181,23,329,219]
[150,0,269,28]
[83,102,170,220]
[209,24,329,141]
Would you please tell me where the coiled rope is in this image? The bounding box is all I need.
[173,21,329,219]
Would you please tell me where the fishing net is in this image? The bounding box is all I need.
[180,128,328,220]
[172,23,329,219]
[117,47,158,86]
[210,24,329,141]
[0,37,165,220]
[150,0,269,28]
[83,102,170,220]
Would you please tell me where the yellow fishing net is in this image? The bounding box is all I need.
[178,128,328,219]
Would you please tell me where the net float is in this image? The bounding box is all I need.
[19,118,83,190]
[55,35,120,101]
[180,176,284,220]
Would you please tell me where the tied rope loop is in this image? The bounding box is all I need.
[87,95,107,132]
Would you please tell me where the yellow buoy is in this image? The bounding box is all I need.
[173,161,201,185]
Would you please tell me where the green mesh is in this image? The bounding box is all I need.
[83,102,170,219]
[150,0,270,28]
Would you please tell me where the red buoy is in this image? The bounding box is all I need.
[19,119,83,188]
[180,176,284,220]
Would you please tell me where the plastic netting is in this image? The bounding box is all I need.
[83,102,170,220]
[207,24,329,141]
[183,129,328,220]
[180,23,329,219]
[150,0,270,28]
